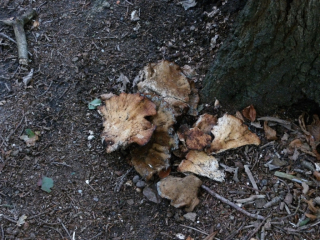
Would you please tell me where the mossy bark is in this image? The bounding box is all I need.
[201,0,320,114]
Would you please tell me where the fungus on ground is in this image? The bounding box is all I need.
[178,150,225,182]
[157,175,202,212]
[177,125,211,151]
[208,114,261,154]
[193,113,217,134]
[130,96,179,180]
[137,60,191,116]
[98,93,156,153]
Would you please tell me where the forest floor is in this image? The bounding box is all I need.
[0,0,320,240]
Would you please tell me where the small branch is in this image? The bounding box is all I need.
[180,224,208,235]
[235,195,266,204]
[274,171,313,186]
[0,9,36,65]
[58,218,72,240]
[242,215,270,240]
[201,185,265,220]
[244,165,259,194]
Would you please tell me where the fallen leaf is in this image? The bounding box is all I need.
[179,0,197,10]
[302,182,309,195]
[305,213,318,221]
[20,129,39,147]
[203,231,218,240]
[178,150,225,182]
[16,214,27,226]
[208,114,261,153]
[304,199,319,213]
[185,236,194,240]
[157,175,202,212]
[98,93,156,153]
[264,121,277,140]
[313,171,320,181]
[22,68,34,86]
[281,132,289,141]
[40,176,54,193]
[88,98,101,109]
[100,93,115,100]
[235,111,244,122]
[307,115,320,142]
[242,104,256,122]
[116,73,130,92]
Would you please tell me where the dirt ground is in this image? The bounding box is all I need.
[1,0,320,240]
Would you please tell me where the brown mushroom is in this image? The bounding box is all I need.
[138,60,191,116]
[178,150,225,182]
[185,127,212,151]
[193,113,217,134]
[157,175,202,212]
[98,93,156,153]
[208,114,261,153]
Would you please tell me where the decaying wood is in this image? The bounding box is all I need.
[0,8,36,65]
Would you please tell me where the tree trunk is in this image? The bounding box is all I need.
[201,0,320,114]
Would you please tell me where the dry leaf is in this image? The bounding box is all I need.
[98,93,156,153]
[307,115,320,142]
[305,213,318,221]
[304,199,319,213]
[178,150,225,182]
[20,135,39,147]
[235,111,244,122]
[157,175,202,212]
[313,171,320,181]
[242,104,256,122]
[208,114,261,153]
[264,121,277,141]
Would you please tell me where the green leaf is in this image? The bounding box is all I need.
[41,177,54,193]
[88,99,102,109]
[25,129,35,138]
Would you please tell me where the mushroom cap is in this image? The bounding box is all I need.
[178,150,225,182]
[157,175,202,212]
[185,127,212,150]
[193,113,217,134]
[209,114,261,153]
[98,93,156,153]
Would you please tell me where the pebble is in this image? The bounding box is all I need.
[260,179,268,186]
[166,211,173,218]
[127,199,134,205]
[133,175,140,184]
[93,197,99,202]
[136,188,141,193]
[136,180,145,188]
[143,186,161,203]
[72,57,79,62]
[190,25,195,31]
[183,212,197,222]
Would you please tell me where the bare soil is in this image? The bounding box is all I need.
[0,1,319,240]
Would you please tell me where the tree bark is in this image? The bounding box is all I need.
[201,0,320,114]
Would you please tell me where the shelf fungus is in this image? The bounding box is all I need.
[208,114,261,154]
[157,175,202,212]
[178,125,212,151]
[98,93,156,153]
[138,60,191,116]
[193,113,217,134]
[131,97,179,180]
[178,150,225,182]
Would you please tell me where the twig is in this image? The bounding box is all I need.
[0,214,16,223]
[244,165,259,194]
[5,111,25,141]
[28,209,52,220]
[58,85,71,99]
[235,195,266,204]
[43,225,64,238]
[1,224,4,240]
[180,224,208,235]
[274,171,313,186]
[58,218,72,240]
[225,222,245,240]
[0,9,36,65]
[242,215,270,240]
[36,77,52,98]
[114,168,132,192]
[0,32,16,43]
[125,0,133,5]
[257,117,291,125]
[201,185,265,220]
[88,232,103,240]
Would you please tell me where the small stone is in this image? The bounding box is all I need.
[93,197,99,202]
[136,188,141,193]
[136,180,145,188]
[72,57,79,62]
[190,25,195,31]
[127,199,134,205]
[183,212,197,222]
[166,211,173,218]
[143,187,161,203]
[260,179,268,186]
[229,215,235,220]
[133,175,140,184]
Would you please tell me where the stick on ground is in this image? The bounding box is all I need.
[201,185,265,220]
[0,9,36,65]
